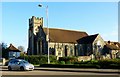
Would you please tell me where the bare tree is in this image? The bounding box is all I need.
[18,46,25,52]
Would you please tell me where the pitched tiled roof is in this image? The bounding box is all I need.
[43,28,88,43]
[77,34,98,44]
[8,44,21,52]
[116,42,120,48]
[105,41,120,50]
[105,44,120,50]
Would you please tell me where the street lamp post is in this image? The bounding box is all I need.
[38,4,50,64]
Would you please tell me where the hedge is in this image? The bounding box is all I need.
[74,59,120,69]
[18,55,57,65]
[97,59,120,69]
[40,59,120,69]
[59,56,78,64]
[18,55,120,69]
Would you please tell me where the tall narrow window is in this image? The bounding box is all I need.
[65,45,68,56]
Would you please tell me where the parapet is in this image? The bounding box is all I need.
[31,16,43,20]
[29,16,43,25]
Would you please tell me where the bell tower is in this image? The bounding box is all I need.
[28,16,43,55]
[29,16,43,35]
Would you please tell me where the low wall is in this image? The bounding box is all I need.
[0,58,8,66]
[77,56,91,61]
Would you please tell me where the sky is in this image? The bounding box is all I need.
[2,2,118,51]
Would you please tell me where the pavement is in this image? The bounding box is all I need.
[1,66,120,74]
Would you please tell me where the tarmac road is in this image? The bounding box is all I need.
[1,66,120,77]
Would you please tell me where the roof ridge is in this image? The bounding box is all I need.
[43,27,88,43]
[43,27,87,33]
[8,44,20,51]
[89,34,99,36]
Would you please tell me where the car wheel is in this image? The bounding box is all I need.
[20,66,24,71]
[8,66,12,71]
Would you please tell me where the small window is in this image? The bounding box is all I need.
[58,52,61,56]
[10,61,14,63]
[14,61,18,63]
[98,45,101,48]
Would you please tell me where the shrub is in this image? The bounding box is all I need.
[66,61,71,64]
[97,59,120,68]
[39,59,120,69]
[73,59,120,69]
[50,61,59,64]
[74,60,91,64]
[59,56,78,63]
[59,61,65,65]
[39,55,48,64]
[90,60,98,64]
[18,55,57,65]
[50,55,57,63]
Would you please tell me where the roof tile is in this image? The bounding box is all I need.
[43,28,88,43]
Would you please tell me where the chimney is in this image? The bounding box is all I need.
[108,41,111,45]
[10,43,12,46]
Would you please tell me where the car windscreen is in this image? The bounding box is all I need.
[22,60,29,64]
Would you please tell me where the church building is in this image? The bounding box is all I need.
[27,16,120,59]
[27,16,89,58]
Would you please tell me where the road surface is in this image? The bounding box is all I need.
[1,66,120,77]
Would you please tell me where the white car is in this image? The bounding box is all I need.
[8,59,34,71]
